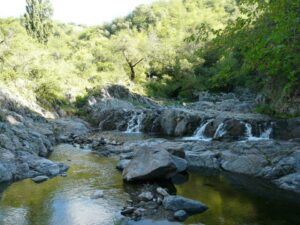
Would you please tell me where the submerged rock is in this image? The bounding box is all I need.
[138,192,154,201]
[163,195,208,214]
[174,210,188,222]
[156,187,169,197]
[91,190,104,199]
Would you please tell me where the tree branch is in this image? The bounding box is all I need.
[133,58,144,67]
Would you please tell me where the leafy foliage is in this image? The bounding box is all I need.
[0,0,299,116]
[190,0,300,114]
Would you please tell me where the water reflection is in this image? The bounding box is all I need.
[0,144,300,225]
[0,144,128,225]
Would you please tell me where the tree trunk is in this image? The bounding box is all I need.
[129,63,135,81]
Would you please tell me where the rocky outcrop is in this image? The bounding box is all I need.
[83,86,295,141]
[189,90,257,113]
[97,85,160,109]
[156,109,200,136]
[0,91,90,184]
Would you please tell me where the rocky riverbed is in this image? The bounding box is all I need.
[0,85,300,224]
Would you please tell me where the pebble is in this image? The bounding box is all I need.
[156,187,169,197]
[138,192,154,201]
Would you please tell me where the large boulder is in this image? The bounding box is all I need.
[220,152,269,176]
[159,110,200,137]
[163,195,208,214]
[52,117,90,140]
[160,110,179,136]
[216,119,246,141]
[16,151,69,178]
[97,109,130,131]
[273,117,300,140]
[122,147,187,181]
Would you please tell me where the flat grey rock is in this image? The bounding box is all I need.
[32,175,49,183]
[163,195,208,214]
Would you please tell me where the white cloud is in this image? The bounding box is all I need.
[0,0,155,25]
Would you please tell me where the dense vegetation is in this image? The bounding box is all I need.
[0,0,299,116]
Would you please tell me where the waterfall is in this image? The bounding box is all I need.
[245,123,272,141]
[245,123,253,138]
[125,111,144,134]
[183,120,213,141]
[213,123,226,139]
[260,127,273,139]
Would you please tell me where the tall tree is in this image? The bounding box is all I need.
[24,0,53,44]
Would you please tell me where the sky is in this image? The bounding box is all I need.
[0,0,155,25]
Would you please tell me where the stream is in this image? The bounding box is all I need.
[0,142,300,225]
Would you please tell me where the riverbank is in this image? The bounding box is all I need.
[0,85,299,224]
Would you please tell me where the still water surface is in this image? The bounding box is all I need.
[0,143,299,225]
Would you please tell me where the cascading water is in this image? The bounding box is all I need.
[125,111,144,134]
[183,120,213,141]
[259,126,273,139]
[213,123,226,139]
[244,123,273,141]
[245,123,252,138]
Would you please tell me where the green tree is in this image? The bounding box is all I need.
[24,0,53,44]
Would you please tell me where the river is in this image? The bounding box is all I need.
[0,143,300,225]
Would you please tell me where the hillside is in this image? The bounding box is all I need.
[0,1,300,224]
[0,0,299,117]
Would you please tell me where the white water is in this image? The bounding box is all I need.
[183,120,213,141]
[245,123,273,141]
[214,123,226,139]
[125,111,144,133]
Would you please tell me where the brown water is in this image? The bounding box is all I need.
[0,143,300,225]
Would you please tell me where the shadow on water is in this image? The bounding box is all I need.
[177,168,300,225]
